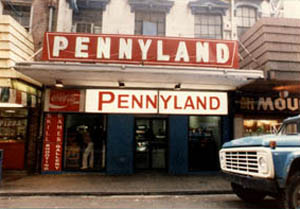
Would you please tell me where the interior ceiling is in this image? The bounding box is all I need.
[14,62,264,91]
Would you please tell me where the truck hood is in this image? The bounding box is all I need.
[222,134,300,148]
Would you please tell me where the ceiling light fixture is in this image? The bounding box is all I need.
[55,80,64,88]
[175,83,181,90]
[118,81,125,88]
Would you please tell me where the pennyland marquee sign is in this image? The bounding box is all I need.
[42,32,239,68]
[86,90,228,115]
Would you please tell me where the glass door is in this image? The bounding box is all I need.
[135,118,168,171]
[64,114,106,171]
[188,116,221,171]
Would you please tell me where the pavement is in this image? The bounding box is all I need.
[0,171,232,197]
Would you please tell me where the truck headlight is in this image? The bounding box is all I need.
[258,155,268,174]
[219,151,226,169]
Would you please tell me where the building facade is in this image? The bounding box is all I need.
[0,14,41,171]
[234,17,300,139]
[2,0,299,174]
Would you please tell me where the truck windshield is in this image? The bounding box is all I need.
[278,122,300,135]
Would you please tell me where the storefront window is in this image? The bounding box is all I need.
[0,109,28,141]
[64,114,106,171]
[243,119,281,136]
[135,118,168,170]
[189,116,221,171]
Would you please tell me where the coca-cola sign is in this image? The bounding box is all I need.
[45,89,83,112]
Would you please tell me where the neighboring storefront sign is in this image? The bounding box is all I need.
[0,87,37,107]
[235,94,300,114]
[86,89,228,115]
[44,89,84,112]
[42,32,239,69]
[42,114,64,172]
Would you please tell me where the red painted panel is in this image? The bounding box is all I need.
[0,141,25,170]
[42,32,239,69]
[42,114,64,172]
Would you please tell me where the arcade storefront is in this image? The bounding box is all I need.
[15,32,263,174]
[233,80,300,139]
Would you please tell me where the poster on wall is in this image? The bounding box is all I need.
[85,89,228,115]
[42,113,64,172]
[44,89,85,112]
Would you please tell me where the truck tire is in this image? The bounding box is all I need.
[285,172,300,209]
[231,183,266,202]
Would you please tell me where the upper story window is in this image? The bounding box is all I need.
[3,2,31,31]
[195,13,222,39]
[129,0,174,36]
[188,0,228,39]
[135,11,165,36]
[236,6,258,37]
[72,9,102,34]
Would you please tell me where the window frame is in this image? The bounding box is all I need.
[236,5,258,37]
[194,13,223,40]
[134,11,166,36]
[72,8,103,34]
[2,2,32,31]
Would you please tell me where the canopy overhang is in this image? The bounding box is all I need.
[15,62,264,91]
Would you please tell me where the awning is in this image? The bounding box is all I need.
[14,62,264,91]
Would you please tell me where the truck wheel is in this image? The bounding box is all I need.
[285,172,300,209]
[231,183,266,202]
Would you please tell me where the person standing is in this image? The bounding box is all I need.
[81,132,94,169]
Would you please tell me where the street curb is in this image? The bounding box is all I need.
[0,190,233,197]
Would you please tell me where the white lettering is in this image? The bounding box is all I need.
[196,42,209,62]
[257,97,274,111]
[175,41,190,62]
[119,38,132,59]
[274,98,286,111]
[75,37,90,58]
[138,39,152,60]
[97,37,111,59]
[216,43,229,63]
[157,40,170,61]
[287,98,299,111]
[53,36,68,57]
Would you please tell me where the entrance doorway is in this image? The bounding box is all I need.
[63,114,106,171]
[188,116,221,171]
[135,118,168,171]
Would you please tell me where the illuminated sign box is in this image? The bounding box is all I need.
[86,89,228,115]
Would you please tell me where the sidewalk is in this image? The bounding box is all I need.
[0,172,232,196]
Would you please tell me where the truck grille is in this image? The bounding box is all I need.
[225,151,259,173]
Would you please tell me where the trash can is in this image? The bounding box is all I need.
[0,149,3,182]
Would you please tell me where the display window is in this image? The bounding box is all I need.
[243,119,281,136]
[0,108,28,170]
[188,116,221,171]
[0,109,28,141]
[63,114,106,171]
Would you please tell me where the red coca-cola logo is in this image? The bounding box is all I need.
[49,90,80,112]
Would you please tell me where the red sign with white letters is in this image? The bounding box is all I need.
[42,32,239,69]
[47,89,81,112]
[42,114,64,172]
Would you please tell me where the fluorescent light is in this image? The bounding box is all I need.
[0,103,24,108]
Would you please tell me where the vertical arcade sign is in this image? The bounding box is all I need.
[42,113,64,172]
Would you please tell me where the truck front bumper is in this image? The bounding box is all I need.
[223,172,279,194]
